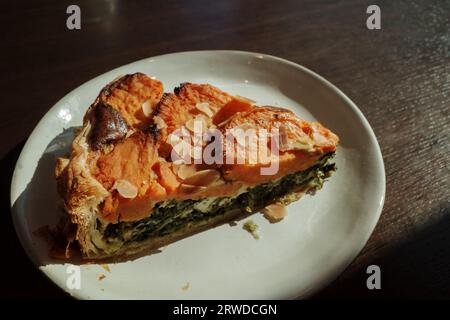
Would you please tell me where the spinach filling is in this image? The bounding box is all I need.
[101,153,336,244]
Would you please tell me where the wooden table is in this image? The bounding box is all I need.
[1,0,448,299]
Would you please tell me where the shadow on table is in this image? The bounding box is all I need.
[1,141,69,299]
[313,204,450,299]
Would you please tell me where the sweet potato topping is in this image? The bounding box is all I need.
[195,102,214,118]
[218,106,337,185]
[221,151,322,185]
[153,83,233,144]
[97,73,163,129]
[94,132,157,192]
[93,132,160,222]
[153,162,180,194]
[87,76,339,223]
[213,96,254,125]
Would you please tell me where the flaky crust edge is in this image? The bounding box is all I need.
[55,122,110,258]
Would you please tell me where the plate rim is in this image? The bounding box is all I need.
[10,50,386,299]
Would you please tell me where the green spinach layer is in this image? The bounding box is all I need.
[101,153,336,244]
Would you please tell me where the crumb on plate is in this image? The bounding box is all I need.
[181,282,190,291]
[100,264,111,272]
[243,220,260,239]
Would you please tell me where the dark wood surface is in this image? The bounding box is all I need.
[1,0,448,299]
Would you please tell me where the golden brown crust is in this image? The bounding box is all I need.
[57,73,163,257]
[56,124,110,256]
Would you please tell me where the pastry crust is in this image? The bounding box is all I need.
[56,123,110,256]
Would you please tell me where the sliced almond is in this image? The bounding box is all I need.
[290,139,314,151]
[278,124,313,152]
[125,129,136,139]
[195,102,214,118]
[185,118,195,132]
[114,179,138,199]
[182,169,220,186]
[192,134,205,149]
[179,184,207,194]
[154,115,167,130]
[185,115,208,133]
[312,130,329,146]
[280,140,313,151]
[172,140,193,162]
[200,114,213,127]
[262,203,287,223]
[176,164,198,180]
[142,100,153,117]
[230,125,259,164]
[167,133,182,146]
[278,125,289,150]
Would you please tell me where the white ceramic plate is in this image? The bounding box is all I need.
[10,51,385,299]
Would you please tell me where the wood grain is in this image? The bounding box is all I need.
[0,0,448,298]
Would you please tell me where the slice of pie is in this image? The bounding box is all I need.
[55,73,339,259]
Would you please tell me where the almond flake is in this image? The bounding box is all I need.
[142,100,153,117]
[179,184,207,194]
[114,179,138,199]
[172,140,193,162]
[195,102,214,118]
[312,131,329,146]
[278,125,313,152]
[185,116,208,133]
[154,115,167,129]
[167,133,182,146]
[182,169,220,186]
